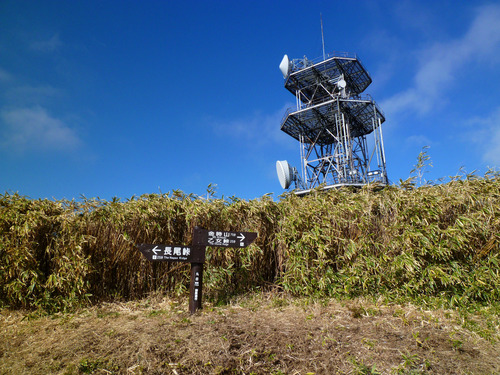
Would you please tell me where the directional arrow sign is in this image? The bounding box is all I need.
[192,228,257,248]
[138,244,205,263]
[135,227,258,315]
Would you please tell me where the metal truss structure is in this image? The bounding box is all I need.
[278,51,388,194]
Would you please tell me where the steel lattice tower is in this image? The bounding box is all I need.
[276,52,388,195]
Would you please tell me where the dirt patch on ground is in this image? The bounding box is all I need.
[1,295,499,374]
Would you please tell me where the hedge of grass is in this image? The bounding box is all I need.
[1,175,499,312]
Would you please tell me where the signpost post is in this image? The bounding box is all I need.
[137,226,257,314]
[189,255,204,313]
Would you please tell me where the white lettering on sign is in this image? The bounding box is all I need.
[173,247,182,256]
[208,237,225,246]
[164,246,172,255]
[238,233,246,246]
[205,230,253,247]
[182,247,190,256]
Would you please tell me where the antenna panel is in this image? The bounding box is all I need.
[276,160,293,189]
[279,55,290,78]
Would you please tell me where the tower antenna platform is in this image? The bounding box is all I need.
[276,51,388,195]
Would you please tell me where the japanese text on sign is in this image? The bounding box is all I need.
[207,231,248,247]
[138,244,205,263]
[151,245,191,260]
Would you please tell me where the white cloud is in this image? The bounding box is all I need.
[382,4,500,117]
[210,103,295,149]
[405,134,434,147]
[0,67,12,82]
[30,34,62,52]
[465,107,500,167]
[5,85,62,106]
[0,106,82,153]
[483,131,500,167]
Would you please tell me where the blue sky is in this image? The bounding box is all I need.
[1,1,500,201]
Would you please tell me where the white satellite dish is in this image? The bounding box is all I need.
[337,79,346,89]
[276,160,294,189]
[279,54,291,78]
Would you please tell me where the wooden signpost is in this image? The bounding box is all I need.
[137,226,257,314]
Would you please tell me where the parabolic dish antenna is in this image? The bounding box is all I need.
[337,79,346,89]
[276,160,294,189]
[279,54,290,78]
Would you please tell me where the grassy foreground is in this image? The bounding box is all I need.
[1,294,499,375]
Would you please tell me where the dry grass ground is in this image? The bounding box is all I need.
[1,294,499,375]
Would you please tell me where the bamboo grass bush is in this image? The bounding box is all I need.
[0,173,499,312]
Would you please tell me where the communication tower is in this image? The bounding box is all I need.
[276,52,388,195]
